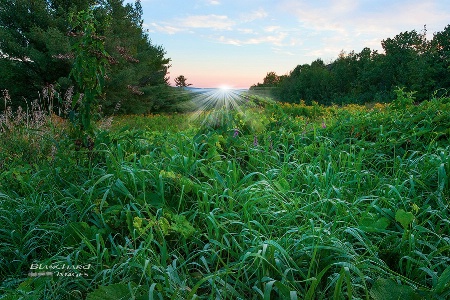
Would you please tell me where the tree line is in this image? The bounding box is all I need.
[0,0,186,114]
[251,25,450,105]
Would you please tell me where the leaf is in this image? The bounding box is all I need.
[359,215,390,232]
[274,178,290,192]
[170,214,196,238]
[17,278,34,293]
[435,266,450,294]
[114,178,134,200]
[86,283,135,300]
[200,166,212,178]
[395,209,415,229]
[370,278,421,300]
[64,222,96,246]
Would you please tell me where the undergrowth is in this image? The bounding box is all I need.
[0,92,449,299]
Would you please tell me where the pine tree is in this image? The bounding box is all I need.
[0,0,172,113]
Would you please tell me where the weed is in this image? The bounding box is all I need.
[1,95,449,299]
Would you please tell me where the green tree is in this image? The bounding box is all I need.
[262,71,280,86]
[381,27,431,99]
[69,8,110,135]
[249,71,285,99]
[352,47,387,103]
[174,75,192,88]
[250,71,282,88]
[254,24,450,105]
[0,0,75,109]
[101,0,172,114]
[330,51,357,96]
[429,25,450,92]
[0,0,172,114]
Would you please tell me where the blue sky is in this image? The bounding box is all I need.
[124,0,450,88]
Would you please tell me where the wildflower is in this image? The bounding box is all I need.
[233,128,239,138]
[321,121,326,129]
[253,135,258,146]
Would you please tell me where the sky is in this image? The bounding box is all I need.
[123,0,450,89]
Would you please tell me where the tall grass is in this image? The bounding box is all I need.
[0,92,449,299]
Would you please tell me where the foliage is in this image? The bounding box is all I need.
[68,8,110,135]
[0,0,74,109]
[251,71,285,87]
[174,75,192,88]
[1,94,449,299]
[0,0,173,114]
[252,25,450,105]
[101,0,172,114]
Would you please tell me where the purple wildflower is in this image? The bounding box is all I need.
[253,135,258,146]
[233,128,239,138]
[321,121,326,129]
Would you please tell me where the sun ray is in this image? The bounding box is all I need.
[185,87,250,129]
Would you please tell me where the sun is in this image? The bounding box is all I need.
[218,84,232,91]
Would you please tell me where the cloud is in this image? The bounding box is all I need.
[275,0,450,59]
[217,36,242,46]
[217,32,288,46]
[150,14,235,34]
[206,0,220,5]
[306,47,350,60]
[272,47,295,56]
[180,14,235,30]
[265,26,281,33]
[281,0,449,40]
[149,22,184,35]
[238,28,256,34]
[280,0,356,34]
[241,8,268,22]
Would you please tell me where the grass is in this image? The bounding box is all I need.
[0,92,449,299]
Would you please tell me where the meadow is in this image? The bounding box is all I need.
[0,91,449,299]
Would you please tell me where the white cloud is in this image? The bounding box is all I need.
[149,0,448,57]
[217,36,242,46]
[150,14,235,34]
[241,8,268,22]
[272,47,295,56]
[264,26,281,33]
[352,1,448,38]
[217,32,288,46]
[238,28,256,34]
[276,0,450,57]
[181,14,235,30]
[149,22,184,35]
[307,47,350,60]
[281,0,353,34]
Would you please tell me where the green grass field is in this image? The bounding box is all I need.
[0,94,449,299]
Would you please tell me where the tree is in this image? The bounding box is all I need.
[69,8,110,135]
[0,0,75,109]
[100,0,172,113]
[262,71,280,86]
[429,25,450,92]
[252,24,450,105]
[174,75,192,88]
[0,0,172,114]
[381,27,431,99]
[329,51,357,98]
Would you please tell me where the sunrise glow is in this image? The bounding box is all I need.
[218,84,232,91]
